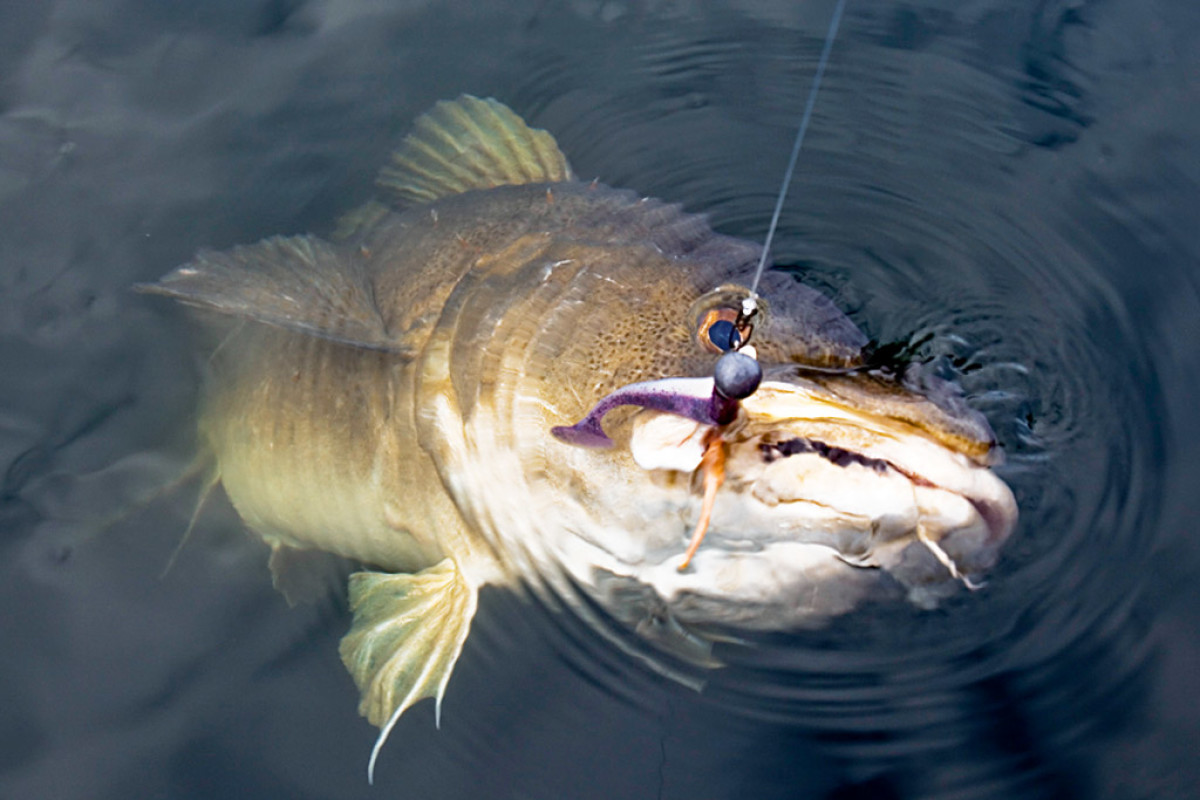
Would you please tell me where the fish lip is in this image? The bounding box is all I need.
[879,457,1016,550]
[968,496,1017,551]
[761,363,1002,466]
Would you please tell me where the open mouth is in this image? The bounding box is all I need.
[626,377,1018,584]
[758,429,1014,548]
[761,435,891,472]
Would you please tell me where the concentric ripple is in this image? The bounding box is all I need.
[512,6,1174,793]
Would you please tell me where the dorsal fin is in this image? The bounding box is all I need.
[377,95,575,206]
[137,235,407,354]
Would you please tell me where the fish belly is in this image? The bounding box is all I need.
[198,324,452,573]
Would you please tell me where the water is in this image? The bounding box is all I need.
[2,1,1198,798]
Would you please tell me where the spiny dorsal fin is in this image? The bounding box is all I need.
[338,558,478,783]
[137,235,405,354]
[377,95,575,206]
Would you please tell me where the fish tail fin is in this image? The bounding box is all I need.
[338,558,479,784]
[377,95,575,206]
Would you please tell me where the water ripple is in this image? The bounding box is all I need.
[523,8,1173,786]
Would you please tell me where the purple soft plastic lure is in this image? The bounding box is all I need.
[551,351,762,448]
[550,377,735,448]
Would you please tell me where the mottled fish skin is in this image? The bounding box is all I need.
[142,96,1016,777]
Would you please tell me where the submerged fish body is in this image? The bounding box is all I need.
[143,96,1016,774]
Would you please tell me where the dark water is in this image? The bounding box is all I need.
[3,1,1199,798]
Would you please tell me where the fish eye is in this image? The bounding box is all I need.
[688,284,764,353]
[697,308,742,354]
[708,320,740,351]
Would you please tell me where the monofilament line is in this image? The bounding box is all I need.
[747,0,848,301]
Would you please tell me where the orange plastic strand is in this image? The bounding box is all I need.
[678,434,726,571]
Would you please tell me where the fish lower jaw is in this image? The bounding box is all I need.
[621,540,881,628]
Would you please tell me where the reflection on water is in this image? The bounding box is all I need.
[2,1,1198,798]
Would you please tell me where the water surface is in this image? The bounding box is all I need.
[2,1,1198,798]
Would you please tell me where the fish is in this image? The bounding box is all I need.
[139,95,1017,780]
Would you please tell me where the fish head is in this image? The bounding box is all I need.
[530,270,1017,635]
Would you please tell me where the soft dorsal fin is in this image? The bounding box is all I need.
[377,95,575,206]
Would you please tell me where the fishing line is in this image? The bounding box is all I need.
[744,0,847,316]
[556,0,849,449]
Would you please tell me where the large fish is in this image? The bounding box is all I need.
[141,96,1016,778]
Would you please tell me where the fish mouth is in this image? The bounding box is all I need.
[743,368,1016,549]
[624,369,1018,620]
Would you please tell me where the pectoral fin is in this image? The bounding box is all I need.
[338,558,478,783]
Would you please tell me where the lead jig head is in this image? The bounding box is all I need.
[713,349,761,401]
